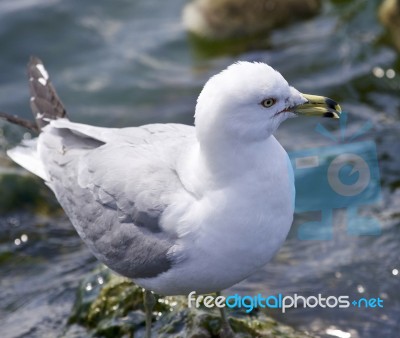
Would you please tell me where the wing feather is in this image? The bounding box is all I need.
[38,122,195,278]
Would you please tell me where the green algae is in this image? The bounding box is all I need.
[67,268,313,338]
[0,169,60,214]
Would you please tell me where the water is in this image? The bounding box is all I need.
[0,0,399,337]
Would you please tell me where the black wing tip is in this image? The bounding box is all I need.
[26,56,68,129]
[28,55,44,67]
[0,56,65,133]
[27,55,48,79]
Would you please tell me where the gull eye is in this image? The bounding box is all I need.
[261,98,276,108]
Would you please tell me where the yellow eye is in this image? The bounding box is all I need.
[261,98,276,108]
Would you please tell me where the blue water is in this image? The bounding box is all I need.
[1,0,399,337]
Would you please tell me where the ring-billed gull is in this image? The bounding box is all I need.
[2,57,341,337]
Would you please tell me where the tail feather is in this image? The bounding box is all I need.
[7,139,49,180]
[28,56,67,130]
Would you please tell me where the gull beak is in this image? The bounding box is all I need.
[293,94,342,118]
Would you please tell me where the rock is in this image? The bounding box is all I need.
[0,154,59,214]
[0,172,55,213]
[379,0,400,51]
[68,267,314,337]
[183,0,322,41]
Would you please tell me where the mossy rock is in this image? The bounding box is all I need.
[67,267,314,338]
[0,169,60,214]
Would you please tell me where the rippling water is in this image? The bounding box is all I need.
[0,0,399,337]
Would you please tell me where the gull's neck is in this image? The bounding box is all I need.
[202,136,270,172]
[180,135,276,196]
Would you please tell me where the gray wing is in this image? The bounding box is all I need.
[41,123,195,279]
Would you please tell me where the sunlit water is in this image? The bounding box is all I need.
[0,0,399,337]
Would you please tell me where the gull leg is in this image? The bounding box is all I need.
[143,289,156,338]
[217,291,235,338]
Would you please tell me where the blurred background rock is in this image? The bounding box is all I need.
[379,0,400,52]
[183,0,321,40]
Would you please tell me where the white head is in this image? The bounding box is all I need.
[194,62,340,146]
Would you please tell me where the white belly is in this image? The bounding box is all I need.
[135,138,294,295]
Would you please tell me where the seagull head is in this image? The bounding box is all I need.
[195,62,341,144]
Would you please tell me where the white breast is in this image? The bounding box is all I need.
[135,136,294,295]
